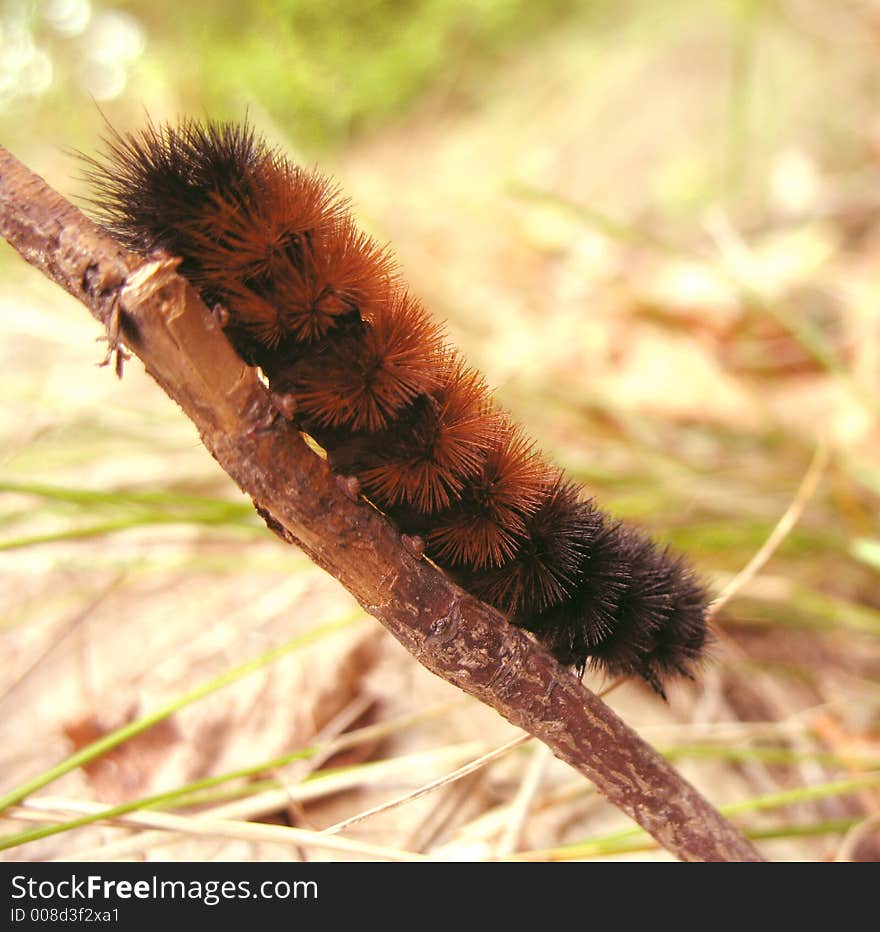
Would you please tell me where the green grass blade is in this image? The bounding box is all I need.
[0,611,364,814]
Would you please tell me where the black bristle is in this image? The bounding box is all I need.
[81,119,268,261]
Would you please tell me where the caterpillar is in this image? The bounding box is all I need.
[82,118,709,698]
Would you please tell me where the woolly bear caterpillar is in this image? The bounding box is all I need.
[82,118,708,697]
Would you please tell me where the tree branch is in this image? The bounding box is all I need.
[0,144,764,861]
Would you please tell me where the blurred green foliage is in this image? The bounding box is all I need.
[1,0,584,151]
[190,0,582,144]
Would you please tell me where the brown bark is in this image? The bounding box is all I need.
[0,143,764,861]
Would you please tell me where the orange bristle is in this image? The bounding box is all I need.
[425,424,554,569]
[354,362,502,513]
[292,291,446,431]
[182,163,345,292]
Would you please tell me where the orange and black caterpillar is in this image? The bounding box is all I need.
[83,118,708,697]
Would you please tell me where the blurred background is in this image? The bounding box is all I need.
[1,0,879,861]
